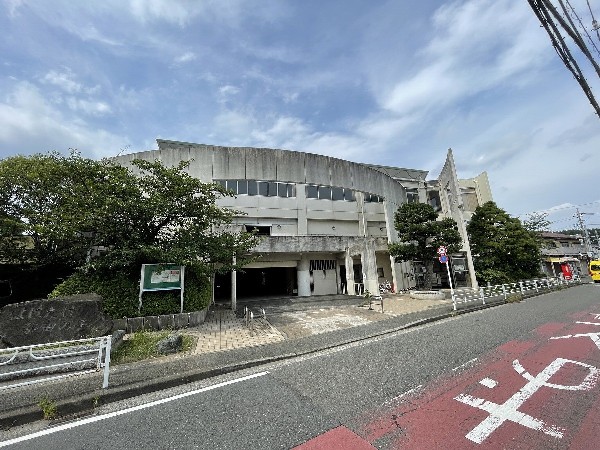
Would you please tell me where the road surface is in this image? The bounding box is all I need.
[1,284,599,449]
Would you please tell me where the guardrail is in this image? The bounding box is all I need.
[451,276,581,311]
[0,336,112,391]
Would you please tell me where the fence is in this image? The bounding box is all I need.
[0,336,112,391]
[451,276,581,311]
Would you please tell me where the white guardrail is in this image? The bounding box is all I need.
[451,276,582,311]
[0,336,112,391]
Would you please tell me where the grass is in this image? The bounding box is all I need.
[38,396,58,420]
[111,330,197,365]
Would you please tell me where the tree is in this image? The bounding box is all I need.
[467,201,542,284]
[522,211,552,249]
[0,152,260,304]
[388,203,462,289]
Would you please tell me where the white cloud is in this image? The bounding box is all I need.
[382,0,550,116]
[0,82,126,158]
[42,70,83,94]
[175,52,196,63]
[66,98,112,116]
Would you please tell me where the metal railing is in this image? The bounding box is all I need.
[244,306,266,331]
[0,336,112,391]
[451,276,581,311]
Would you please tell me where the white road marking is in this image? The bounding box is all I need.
[479,378,498,389]
[452,358,478,372]
[382,385,423,407]
[0,371,269,448]
[455,357,599,444]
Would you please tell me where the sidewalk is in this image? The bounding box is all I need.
[0,293,481,430]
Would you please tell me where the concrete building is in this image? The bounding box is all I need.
[114,141,493,304]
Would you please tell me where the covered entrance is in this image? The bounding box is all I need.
[214,266,297,300]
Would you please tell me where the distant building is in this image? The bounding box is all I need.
[539,232,586,278]
[114,141,493,304]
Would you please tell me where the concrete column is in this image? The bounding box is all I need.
[231,255,237,311]
[362,240,379,295]
[297,256,311,297]
[297,183,308,235]
[345,249,355,295]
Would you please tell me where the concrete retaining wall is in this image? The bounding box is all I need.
[112,308,208,334]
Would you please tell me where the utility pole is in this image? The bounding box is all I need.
[575,208,593,257]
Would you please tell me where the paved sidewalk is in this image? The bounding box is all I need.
[188,294,450,353]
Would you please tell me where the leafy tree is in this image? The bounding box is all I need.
[467,201,542,284]
[389,203,462,289]
[522,211,552,249]
[0,152,260,307]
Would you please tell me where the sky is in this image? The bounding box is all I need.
[2,0,600,232]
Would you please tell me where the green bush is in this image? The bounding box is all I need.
[49,268,211,319]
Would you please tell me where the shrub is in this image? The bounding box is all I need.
[49,268,211,319]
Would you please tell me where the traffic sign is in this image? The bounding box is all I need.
[439,255,448,263]
[437,246,447,255]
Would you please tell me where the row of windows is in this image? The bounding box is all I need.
[215,179,385,203]
[216,179,296,198]
[306,184,355,201]
[310,260,337,271]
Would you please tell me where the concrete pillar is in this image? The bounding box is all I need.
[297,183,308,235]
[297,256,311,297]
[231,255,237,311]
[345,249,355,295]
[362,241,379,295]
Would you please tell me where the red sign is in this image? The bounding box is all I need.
[561,263,573,280]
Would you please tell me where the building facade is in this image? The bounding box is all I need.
[114,140,492,304]
[539,232,586,279]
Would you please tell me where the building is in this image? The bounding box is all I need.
[114,140,493,305]
[539,232,586,279]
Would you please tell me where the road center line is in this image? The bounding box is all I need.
[0,371,270,448]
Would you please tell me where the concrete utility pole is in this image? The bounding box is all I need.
[575,208,593,257]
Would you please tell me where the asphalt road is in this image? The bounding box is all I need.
[2,284,599,449]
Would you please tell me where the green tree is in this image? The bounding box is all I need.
[0,153,260,309]
[467,201,542,284]
[388,203,462,289]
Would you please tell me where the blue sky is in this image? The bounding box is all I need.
[2,0,600,231]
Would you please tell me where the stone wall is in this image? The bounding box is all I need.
[0,294,113,347]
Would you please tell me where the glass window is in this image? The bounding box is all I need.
[247,180,257,196]
[258,181,268,196]
[237,180,248,195]
[332,187,344,201]
[306,184,318,198]
[226,180,237,193]
[318,186,332,200]
[344,188,355,201]
[268,182,278,197]
[287,184,295,198]
[277,183,288,198]
[216,179,227,189]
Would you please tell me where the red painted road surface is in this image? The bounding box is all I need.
[295,308,600,449]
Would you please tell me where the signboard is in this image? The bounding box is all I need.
[139,264,185,313]
[437,246,447,255]
[439,255,449,263]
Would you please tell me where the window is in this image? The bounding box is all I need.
[332,186,344,201]
[318,186,332,200]
[307,184,318,198]
[226,180,237,193]
[268,181,278,197]
[237,180,248,195]
[248,180,258,195]
[245,225,271,236]
[258,181,268,196]
[406,188,419,203]
[344,188,355,201]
